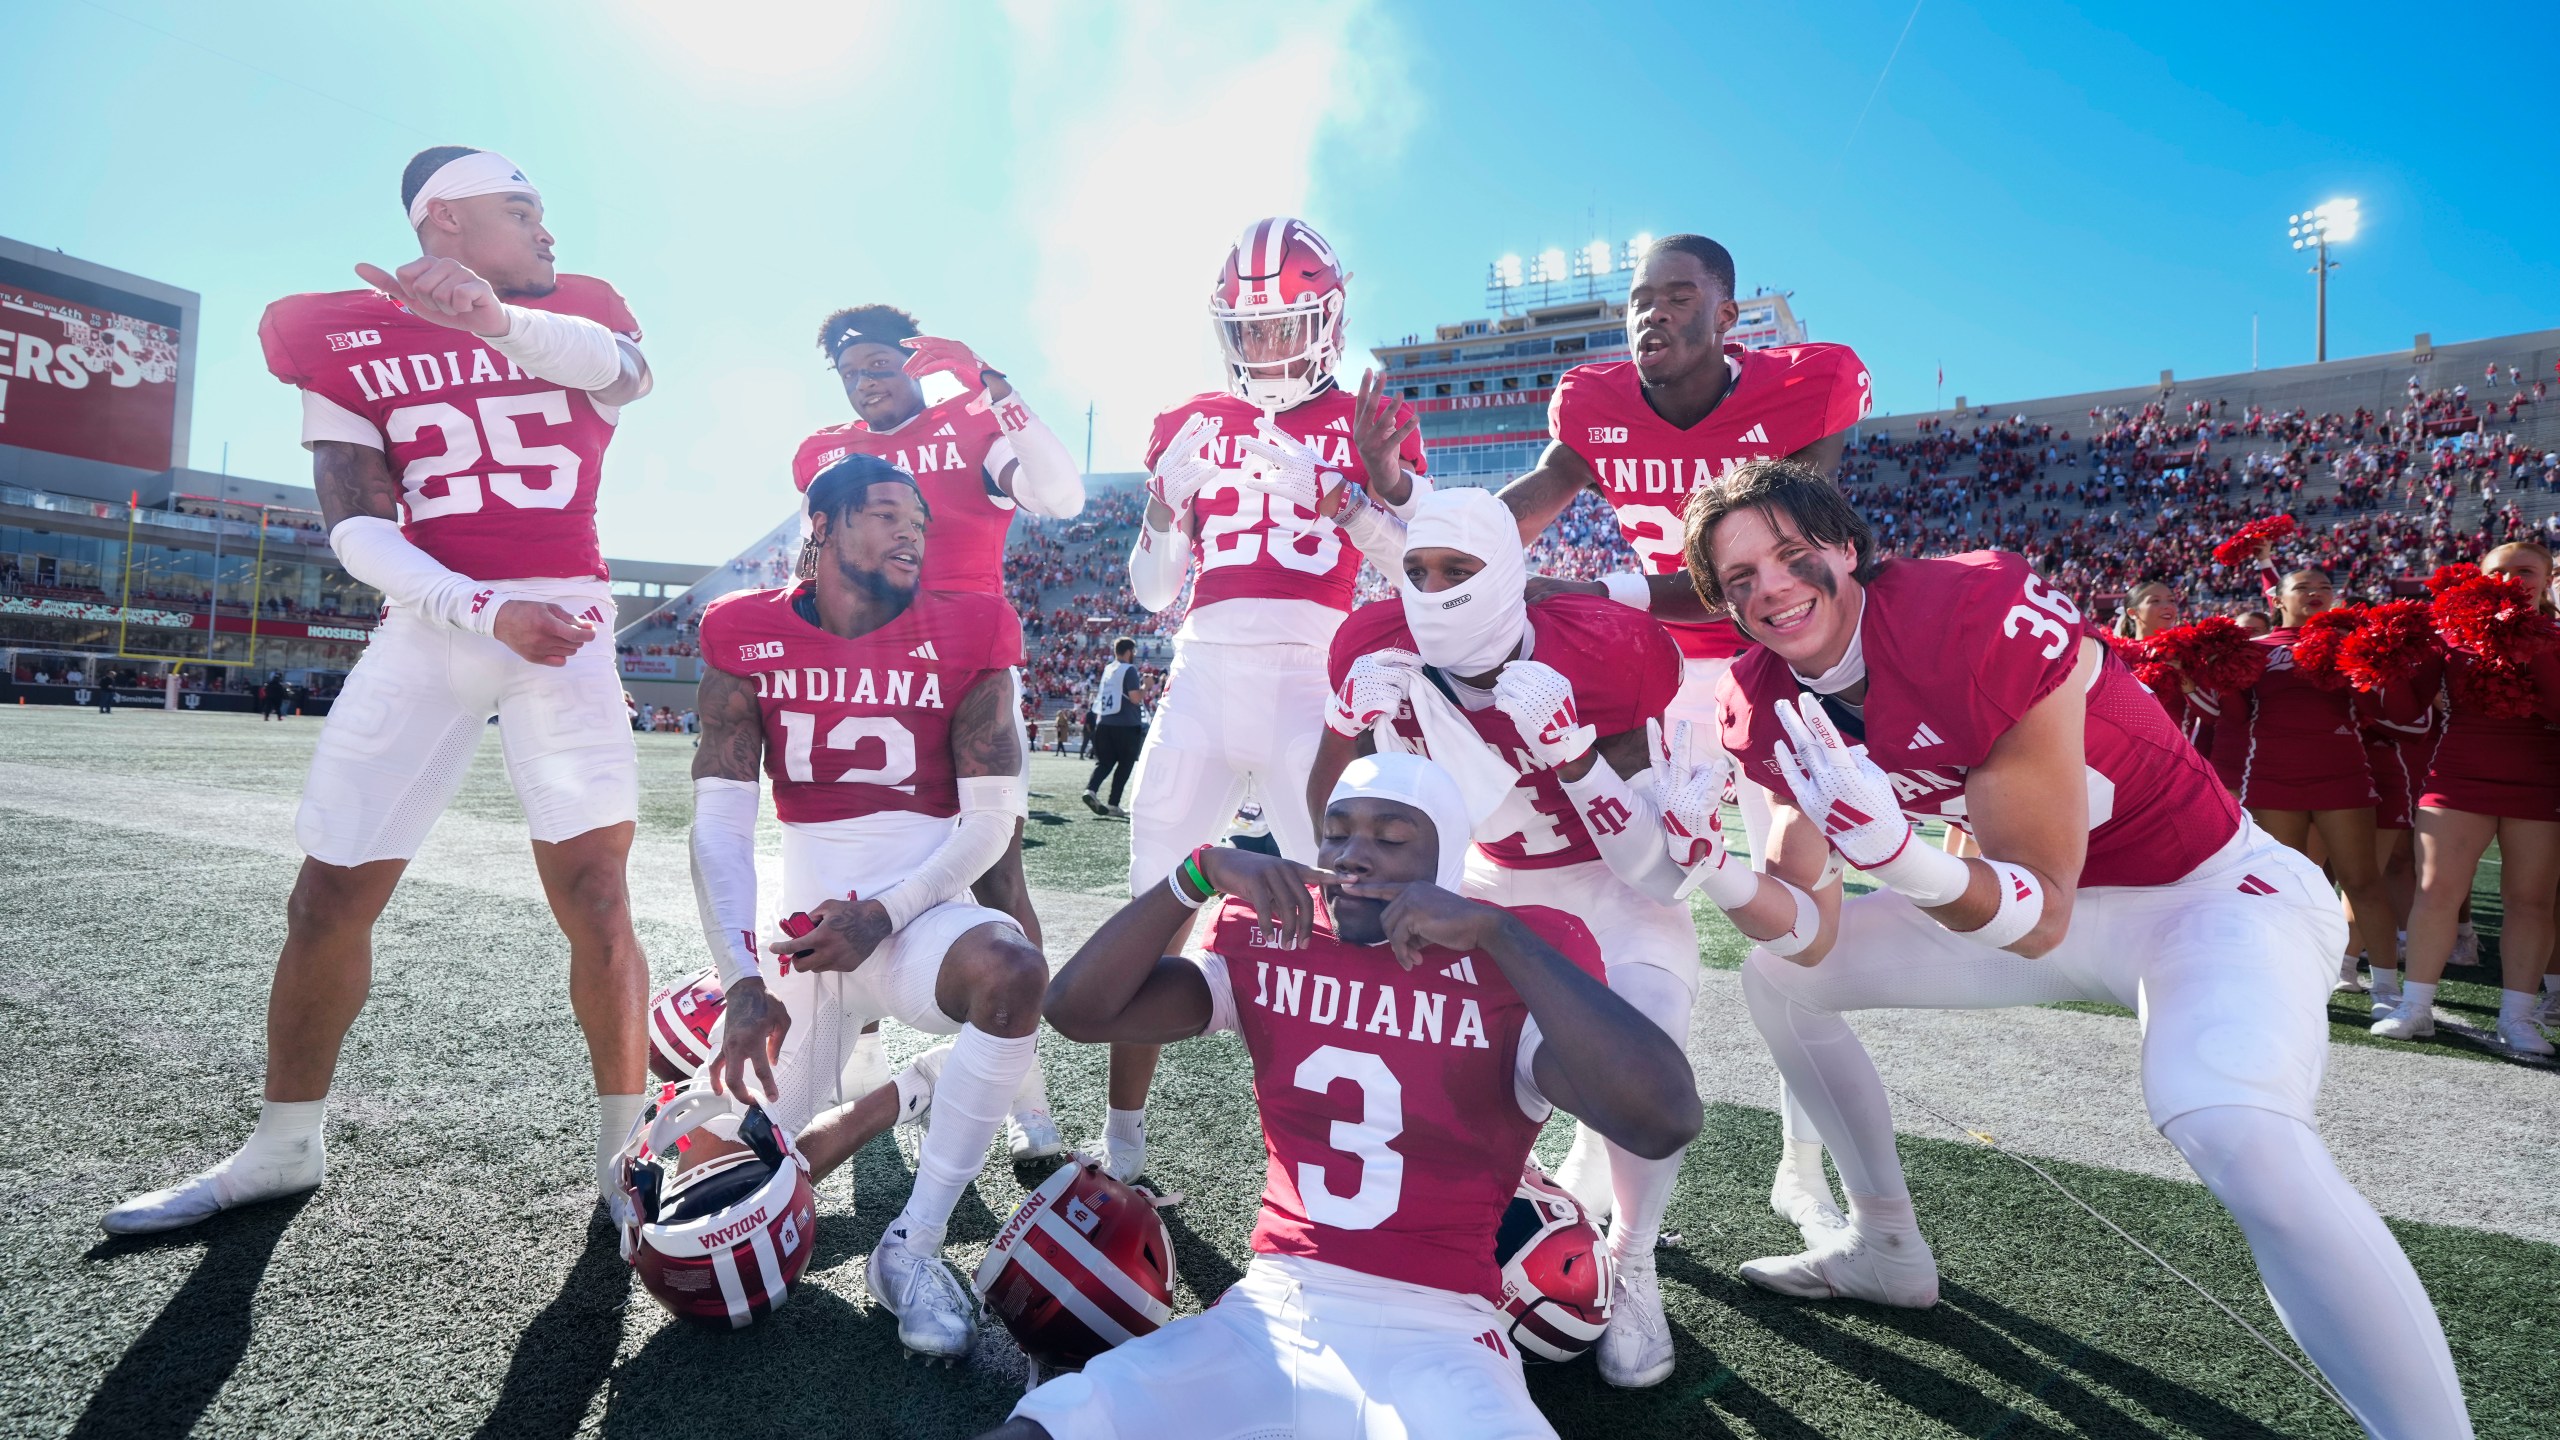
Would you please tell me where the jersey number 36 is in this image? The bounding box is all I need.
[2002,572,2082,660]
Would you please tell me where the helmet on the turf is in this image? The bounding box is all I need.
[973,1157,1176,1368]
[614,1081,817,1329]
[1494,1162,1615,1361]
[647,968,725,1082]
[1212,216,1348,414]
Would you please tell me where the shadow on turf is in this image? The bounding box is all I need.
[1620,1250,2299,1439]
[73,1193,313,1440]
[468,1207,632,1440]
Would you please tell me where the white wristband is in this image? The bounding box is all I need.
[1860,832,1973,908]
[1758,880,1823,958]
[1683,840,1761,910]
[1600,571,1653,611]
[1955,860,2046,951]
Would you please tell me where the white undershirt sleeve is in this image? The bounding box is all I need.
[871,776,1022,930]
[1513,1016,1552,1121]
[1557,757,1689,904]
[689,777,764,988]
[1186,951,1240,1035]
[1337,492,1410,577]
[988,392,1086,518]
[302,391,383,449]
[486,305,651,403]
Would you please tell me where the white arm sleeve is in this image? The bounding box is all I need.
[1557,756,1689,904]
[872,776,1023,931]
[1186,950,1240,1035]
[1128,518,1192,614]
[302,391,383,449]
[689,777,764,988]
[328,515,512,635]
[989,392,1086,518]
[1379,467,1434,522]
[1337,492,1410,577]
[487,304,650,402]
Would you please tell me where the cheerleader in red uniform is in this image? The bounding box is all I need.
[2372,542,2560,1055]
[2191,567,2397,992]
[2112,580,2203,744]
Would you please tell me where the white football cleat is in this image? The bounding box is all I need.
[867,1229,977,1360]
[2536,988,2560,1033]
[1770,1156,1848,1244]
[1740,1225,1939,1308]
[1007,1111,1067,1161]
[102,1142,325,1236]
[1596,1252,1675,1388]
[2369,1003,2434,1040]
[1098,1124,1147,1184]
[2497,1017,2555,1057]
[2332,954,2367,993]
[1548,1121,1614,1227]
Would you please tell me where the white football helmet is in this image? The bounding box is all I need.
[1212,216,1349,413]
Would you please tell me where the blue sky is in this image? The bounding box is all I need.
[4,0,2553,565]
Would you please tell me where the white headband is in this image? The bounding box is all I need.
[407,151,539,228]
[1399,487,1528,676]
[1328,752,1473,890]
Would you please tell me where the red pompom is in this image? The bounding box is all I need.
[2422,563,2476,596]
[2290,605,2363,690]
[2337,599,2438,692]
[2142,616,2268,693]
[2454,660,2542,720]
[2212,515,2300,568]
[2431,573,2559,665]
[2132,659,2181,696]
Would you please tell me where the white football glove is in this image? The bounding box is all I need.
[1328,648,1421,738]
[1649,719,1753,906]
[1232,419,1344,515]
[1491,660,1597,771]
[1147,412,1225,515]
[1771,693,1917,872]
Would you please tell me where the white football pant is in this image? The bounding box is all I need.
[1124,640,1326,894]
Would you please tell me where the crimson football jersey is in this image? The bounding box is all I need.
[260,275,641,582]
[1147,387,1426,643]
[1200,896,1604,1303]
[697,584,1024,825]
[1548,342,1870,659]
[1330,594,1682,869]
[791,394,1013,597]
[1718,552,2241,889]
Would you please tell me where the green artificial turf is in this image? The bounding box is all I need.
[2,709,2552,1438]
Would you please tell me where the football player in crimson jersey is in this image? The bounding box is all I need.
[104,146,660,1237]
[1676,460,2469,1439]
[1416,233,1871,1231]
[791,302,1087,1158]
[1098,217,1428,1185]
[1304,487,1696,1388]
[688,454,1051,1361]
[985,753,1700,1440]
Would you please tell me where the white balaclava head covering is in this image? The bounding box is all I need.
[1399,487,1529,677]
[1327,752,1472,890]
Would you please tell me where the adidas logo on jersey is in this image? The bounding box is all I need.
[1439,956,1478,985]
[1740,423,1771,444]
[1910,723,1945,749]
[933,423,957,437]
[909,641,939,660]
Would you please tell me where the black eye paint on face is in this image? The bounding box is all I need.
[1785,553,1837,599]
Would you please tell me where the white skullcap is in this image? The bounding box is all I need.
[1399,487,1528,676]
[407,151,540,228]
[1328,752,1473,889]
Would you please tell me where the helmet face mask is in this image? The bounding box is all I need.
[1212,216,1348,414]
[1494,1163,1614,1362]
[614,1082,818,1330]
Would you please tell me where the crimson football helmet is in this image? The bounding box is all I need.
[1212,216,1348,413]
[613,1081,818,1329]
[973,1158,1176,1368]
[1495,1162,1615,1362]
[647,968,725,1082]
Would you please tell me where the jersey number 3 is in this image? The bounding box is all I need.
[387,391,582,519]
[1293,1045,1404,1230]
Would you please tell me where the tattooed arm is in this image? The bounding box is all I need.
[314,439,594,663]
[690,665,765,782]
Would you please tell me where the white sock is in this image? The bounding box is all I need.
[597,1093,646,1183]
[2370,965,2401,995]
[1780,1138,1827,1180]
[2402,979,2438,1014]
[1846,1189,1919,1240]
[2498,988,2539,1024]
[891,1025,1033,1253]
[216,1098,327,1203]
[2543,975,2559,996]
[1105,1106,1146,1149]
[1011,1045,1052,1118]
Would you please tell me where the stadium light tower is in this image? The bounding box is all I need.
[2288,198,2358,363]
[1487,253,1524,313]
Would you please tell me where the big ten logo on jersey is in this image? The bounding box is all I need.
[1246,959,1494,1050]
[1588,427,1628,444]
[740,640,786,663]
[326,329,382,352]
[2001,571,2083,659]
